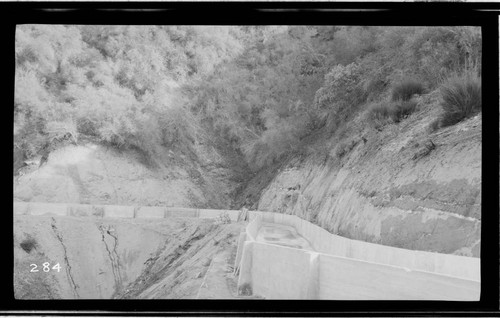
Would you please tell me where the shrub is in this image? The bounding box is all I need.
[314,62,366,116]
[366,99,418,126]
[215,212,231,225]
[363,77,387,102]
[390,100,418,123]
[241,128,298,171]
[241,116,306,171]
[439,73,481,127]
[20,237,37,253]
[408,27,481,89]
[76,117,100,137]
[367,101,393,121]
[14,112,49,159]
[391,78,425,101]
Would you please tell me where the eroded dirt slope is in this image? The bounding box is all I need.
[253,92,481,256]
[14,215,244,299]
[14,139,248,209]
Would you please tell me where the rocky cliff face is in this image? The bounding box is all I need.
[257,93,481,257]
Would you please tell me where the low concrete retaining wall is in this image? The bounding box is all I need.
[247,211,480,282]
[20,202,68,217]
[135,206,165,218]
[13,201,242,221]
[236,240,479,300]
[103,205,135,218]
[317,253,479,300]
[246,214,261,241]
[250,242,315,299]
[199,209,240,222]
[251,242,305,298]
[237,211,480,300]
[234,214,262,278]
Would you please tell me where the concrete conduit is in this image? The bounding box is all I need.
[234,211,480,300]
[14,202,480,300]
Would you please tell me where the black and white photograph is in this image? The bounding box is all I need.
[13,23,482,302]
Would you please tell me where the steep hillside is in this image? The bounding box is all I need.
[249,91,481,257]
[14,135,249,209]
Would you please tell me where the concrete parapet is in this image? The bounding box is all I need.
[236,239,480,300]
[250,242,312,299]
[297,218,313,246]
[267,211,479,282]
[237,241,254,296]
[224,210,240,221]
[282,213,295,227]
[317,253,480,300]
[28,202,68,216]
[414,250,480,281]
[14,202,263,221]
[261,212,274,223]
[246,215,261,241]
[273,212,283,225]
[305,252,320,299]
[347,239,415,270]
[198,209,240,221]
[166,207,198,217]
[234,232,248,275]
[67,204,94,217]
[135,206,166,218]
[103,205,135,218]
[247,211,261,221]
[91,205,105,218]
[199,209,223,219]
[14,201,30,215]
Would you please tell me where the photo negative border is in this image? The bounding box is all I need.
[2,1,499,316]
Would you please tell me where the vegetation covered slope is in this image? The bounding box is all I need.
[15,26,481,176]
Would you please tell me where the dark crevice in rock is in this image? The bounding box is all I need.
[97,224,123,296]
[50,217,79,298]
